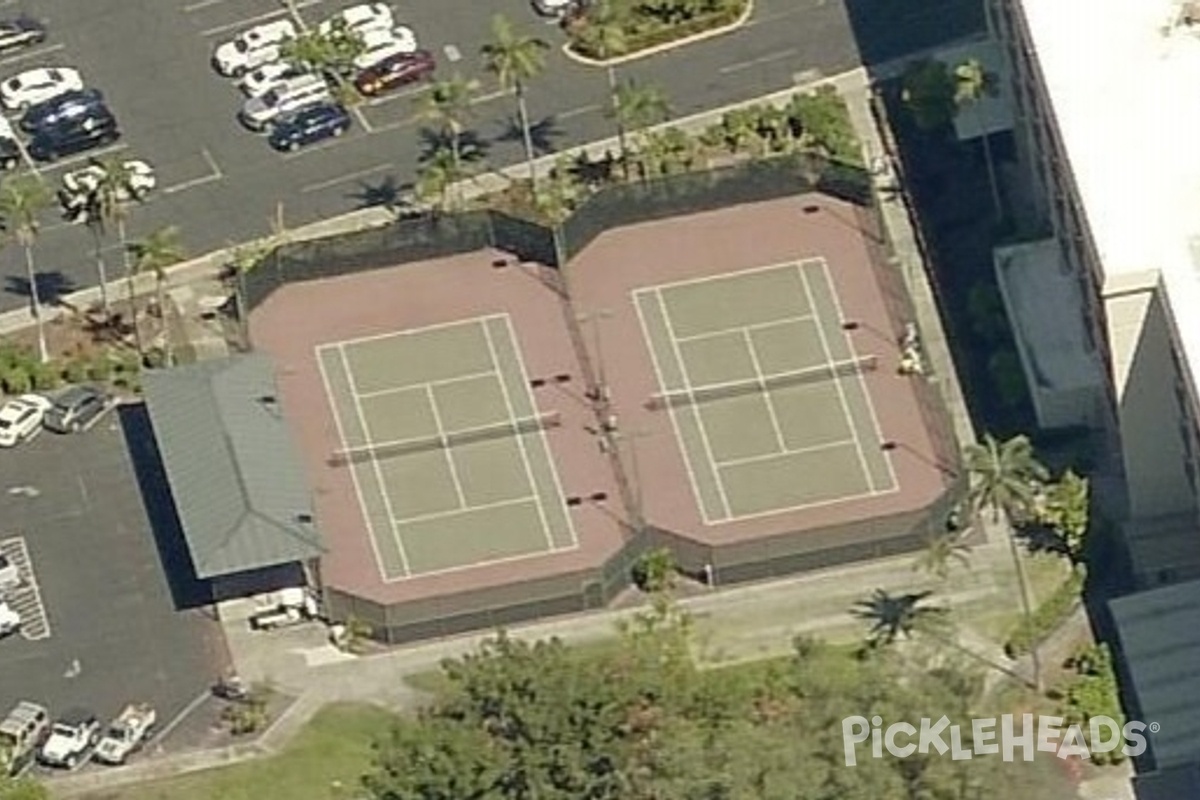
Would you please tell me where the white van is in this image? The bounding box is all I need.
[212,19,297,77]
[238,74,332,131]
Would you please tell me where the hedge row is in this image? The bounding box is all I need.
[1004,567,1086,658]
[568,2,746,61]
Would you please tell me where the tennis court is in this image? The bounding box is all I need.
[316,314,577,581]
[634,259,898,524]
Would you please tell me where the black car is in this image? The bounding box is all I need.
[0,136,18,171]
[28,112,119,162]
[267,102,350,151]
[0,17,46,54]
[20,88,105,133]
[42,385,110,433]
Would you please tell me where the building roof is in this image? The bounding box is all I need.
[142,354,324,579]
[1134,763,1200,800]
[1019,0,1200,391]
[1109,578,1200,770]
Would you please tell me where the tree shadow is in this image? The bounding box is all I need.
[4,270,79,308]
[346,174,412,212]
[1012,521,1070,559]
[496,114,563,157]
[415,127,492,164]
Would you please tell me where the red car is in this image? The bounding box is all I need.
[354,50,435,96]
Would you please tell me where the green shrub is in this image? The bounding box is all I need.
[87,357,114,383]
[1054,643,1126,765]
[61,359,89,385]
[142,347,169,370]
[1004,567,1086,658]
[568,0,746,59]
[1,366,30,395]
[29,361,62,392]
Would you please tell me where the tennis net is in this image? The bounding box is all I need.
[329,411,561,465]
[647,355,878,410]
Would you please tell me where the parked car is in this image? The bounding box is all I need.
[28,111,118,161]
[0,17,47,54]
[92,704,156,766]
[0,702,49,777]
[237,61,308,98]
[38,711,100,770]
[0,115,19,170]
[0,394,52,447]
[212,19,296,77]
[318,3,394,37]
[352,26,418,70]
[0,553,19,592]
[42,385,111,433]
[239,73,332,131]
[0,66,83,112]
[532,0,580,17]
[268,102,351,150]
[354,50,434,96]
[59,158,155,221]
[19,88,105,133]
[0,602,19,639]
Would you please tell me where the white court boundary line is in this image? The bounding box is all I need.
[798,261,876,493]
[715,438,857,469]
[815,257,900,493]
[646,257,827,292]
[331,312,508,349]
[742,329,786,451]
[673,313,814,344]
[391,495,538,526]
[500,315,580,551]
[315,346,397,584]
[338,343,413,579]
[356,368,496,399]
[631,288,711,525]
[425,385,467,508]
[655,288,733,521]
[480,318,555,553]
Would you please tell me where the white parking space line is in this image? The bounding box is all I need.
[557,103,601,120]
[351,105,373,134]
[162,147,223,194]
[279,130,366,161]
[443,44,462,63]
[718,48,800,75]
[199,0,326,38]
[23,142,128,178]
[301,161,393,194]
[184,0,236,12]
[363,84,430,109]
[0,43,65,69]
[0,536,51,641]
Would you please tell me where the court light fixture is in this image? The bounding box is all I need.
[841,320,860,331]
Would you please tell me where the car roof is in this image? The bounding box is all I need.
[54,384,98,403]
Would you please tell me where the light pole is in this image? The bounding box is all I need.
[576,308,614,402]
[612,427,652,534]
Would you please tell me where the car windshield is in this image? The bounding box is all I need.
[234,39,249,53]
[51,723,75,736]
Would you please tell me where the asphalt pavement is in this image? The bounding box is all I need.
[0,0,984,313]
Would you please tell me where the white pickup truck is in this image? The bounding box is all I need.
[92,704,155,766]
[249,587,319,631]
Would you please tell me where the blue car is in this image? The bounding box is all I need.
[20,88,105,134]
[268,103,350,151]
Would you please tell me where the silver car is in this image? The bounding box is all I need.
[238,74,332,131]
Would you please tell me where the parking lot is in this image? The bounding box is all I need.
[0,401,227,774]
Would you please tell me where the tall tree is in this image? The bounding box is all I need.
[481,14,549,187]
[913,530,972,580]
[576,2,631,172]
[0,176,52,362]
[128,226,186,366]
[900,59,957,131]
[91,157,144,355]
[954,58,1002,220]
[965,432,1050,691]
[279,21,364,77]
[415,145,468,214]
[416,74,479,205]
[611,80,670,180]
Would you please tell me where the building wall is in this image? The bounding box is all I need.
[988,0,1200,525]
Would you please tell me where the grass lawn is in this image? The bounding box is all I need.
[102,704,396,800]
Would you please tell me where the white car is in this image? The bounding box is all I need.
[0,601,20,638]
[0,67,83,112]
[318,3,394,37]
[59,159,155,221]
[352,26,418,70]
[532,0,578,16]
[238,61,308,98]
[212,19,296,77]
[0,553,19,592]
[0,394,51,447]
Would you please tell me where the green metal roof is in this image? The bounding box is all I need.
[1110,579,1200,771]
[142,354,324,579]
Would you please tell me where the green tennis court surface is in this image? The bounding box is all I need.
[317,314,577,581]
[634,259,898,524]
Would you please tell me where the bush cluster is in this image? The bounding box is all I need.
[568,0,748,60]
[0,343,141,397]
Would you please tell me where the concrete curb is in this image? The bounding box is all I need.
[561,0,755,68]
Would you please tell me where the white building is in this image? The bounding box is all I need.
[986,0,1200,589]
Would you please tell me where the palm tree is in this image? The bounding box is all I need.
[91,157,144,355]
[0,176,52,362]
[954,59,1001,220]
[416,75,479,204]
[415,146,467,213]
[853,588,949,648]
[576,2,630,171]
[612,80,670,180]
[128,226,186,366]
[965,432,1050,691]
[913,530,972,580]
[481,14,549,186]
[280,22,364,78]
